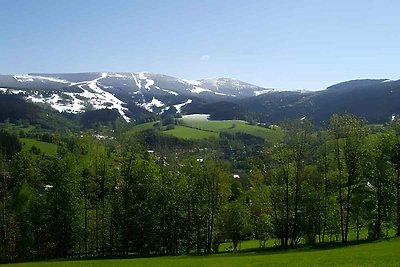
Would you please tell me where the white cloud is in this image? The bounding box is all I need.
[200,55,210,61]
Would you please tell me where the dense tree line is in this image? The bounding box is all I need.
[1,114,400,262]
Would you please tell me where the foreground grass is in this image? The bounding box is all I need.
[5,237,400,267]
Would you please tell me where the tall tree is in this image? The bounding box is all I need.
[388,119,400,236]
[283,119,312,246]
[329,114,368,242]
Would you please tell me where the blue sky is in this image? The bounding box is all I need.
[0,0,399,90]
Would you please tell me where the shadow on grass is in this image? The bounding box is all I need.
[219,236,398,256]
[4,237,398,264]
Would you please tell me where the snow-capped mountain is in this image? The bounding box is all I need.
[0,72,272,121]
[2,73,400,125]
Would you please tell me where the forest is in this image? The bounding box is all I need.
[1,113,400,263]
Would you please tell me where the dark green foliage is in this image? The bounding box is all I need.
[0,95,39,122]
[161,115,175,126]
[80,109,121,128]
[219,201,252,251]
[0,130,21,159]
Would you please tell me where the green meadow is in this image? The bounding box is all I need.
[181,118,283,141]
[20,138,58,155]
[161,125,219,139]
[4,237,400,267]
[128,117,284,141]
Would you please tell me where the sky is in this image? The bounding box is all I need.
[0,0,400,90]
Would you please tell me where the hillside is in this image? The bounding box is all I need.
[128,115,283,141]
[237,79,400,124]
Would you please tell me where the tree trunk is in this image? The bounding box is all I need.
[186,199,191,254]
[84,177,88,257]
[375,167,382,239]
[123,152,134,256]
[101,170,105,256]
[336,140,345,242]
[397,163,400,236]
[322,143,328,243]
[291,161,300,247]
[356,208,360,241]
[284,162,289,248]
[1,168,7,262]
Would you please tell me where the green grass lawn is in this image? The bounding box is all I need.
[20,138,58,155]
[162,125,219,139]
[4,237,400,267]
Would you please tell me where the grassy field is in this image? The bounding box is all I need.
[128,121,159,133]
[128,117,284,141]
[4,237,400,267]
[161,125,219,139]
[181,118,284,141]
[20,138,58,155]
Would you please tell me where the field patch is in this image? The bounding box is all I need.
[20,138,58,155]
[161,125,218,139]
[181,118,284,142]
[128,117,283,141]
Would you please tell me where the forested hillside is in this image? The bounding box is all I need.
[1,113,400,263]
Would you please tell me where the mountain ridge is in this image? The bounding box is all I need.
[1,72,400,125]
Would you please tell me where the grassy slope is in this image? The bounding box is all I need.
[128,118,284,141]
[181,119,284,141]
[129,121,159,133]
[161,125,219,139]
[5,238,400,267]
[20,138,57,155]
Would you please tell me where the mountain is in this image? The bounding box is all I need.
[0,72,271,122]
[239,79,400,124]
[1,72,400,125]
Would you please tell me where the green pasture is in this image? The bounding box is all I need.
[20,138,58,155]
[5,237,400,267]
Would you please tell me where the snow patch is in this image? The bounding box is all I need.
[254,89,272,96]
[144,79,154,90]
[13,75,34,82]
[180,79,201,86]
[154,86,179,96]
[140,97,164,112]
[214,92,231,96]
[108,73,129,78]
[190,86,212,94]
[182,114,210,121]
[162,89,179,95]
[174,99,192,113]
[2,89,26,95]
[132,73,155,90]
[13,74,70,84]
[131,73,142,89]
[81,73,130,121]
[21,73,131,122]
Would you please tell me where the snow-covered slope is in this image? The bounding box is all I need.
[187,77,274,97]
[0,72,274,121]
